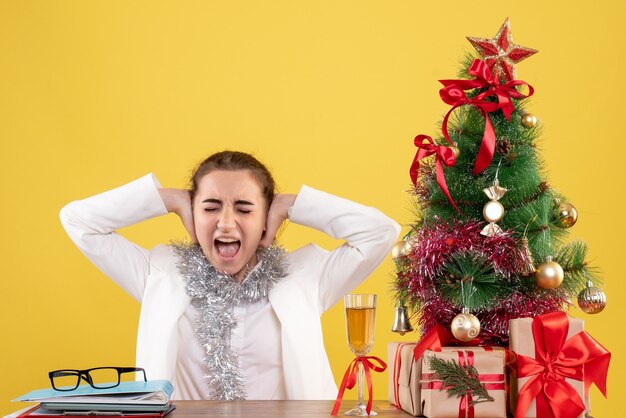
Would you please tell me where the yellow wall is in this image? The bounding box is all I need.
[1,1,624,415]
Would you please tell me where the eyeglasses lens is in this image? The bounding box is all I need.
[89,368,120,388]
[51,371,80,390]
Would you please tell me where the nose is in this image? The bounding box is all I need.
[217,208,236,231]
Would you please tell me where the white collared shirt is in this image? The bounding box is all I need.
[172,297,286,400]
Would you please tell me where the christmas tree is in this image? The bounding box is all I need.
[393,18,607,346]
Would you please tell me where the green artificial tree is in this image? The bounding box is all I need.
[393,18,607,345]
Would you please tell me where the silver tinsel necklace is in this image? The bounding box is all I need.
[170,242,287,400]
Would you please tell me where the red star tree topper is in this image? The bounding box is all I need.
[467,18,538,82]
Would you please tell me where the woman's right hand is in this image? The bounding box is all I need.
[259,193,297,248]
[158,188,198,243]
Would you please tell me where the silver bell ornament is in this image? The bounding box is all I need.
[391,304,414,335]
[519,237,536,275]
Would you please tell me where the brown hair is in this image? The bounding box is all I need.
[189,151,276,208]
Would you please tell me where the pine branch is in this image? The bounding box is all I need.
[428,356,494,405]
[437,251,508,310]
[555,241,602,293]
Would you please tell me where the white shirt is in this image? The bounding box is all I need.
[172,297,286,400]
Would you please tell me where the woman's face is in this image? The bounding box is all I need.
[193,170,268,280]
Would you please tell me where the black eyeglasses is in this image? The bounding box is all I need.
[49,367,147,391]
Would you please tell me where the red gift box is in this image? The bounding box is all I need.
[509,312,610,418]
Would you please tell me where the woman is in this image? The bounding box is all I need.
[60,151,399,400]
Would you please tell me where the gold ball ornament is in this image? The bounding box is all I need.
[402,238,415,254]
[450,308,481,341]
[521,113,538,128]
[555,202,578,228]
[577,282,607,314]
[535,258,564,289]
[391,240,407,260]
[483,200,505,223]
[392,239,414,260]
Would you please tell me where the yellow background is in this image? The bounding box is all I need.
[1,1,624,415]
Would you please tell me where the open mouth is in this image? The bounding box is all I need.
[214,238,241,259]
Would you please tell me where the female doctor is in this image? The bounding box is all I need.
[60,151,399,401]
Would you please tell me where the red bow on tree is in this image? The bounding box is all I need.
[439,59,534,175]
[514,312,611,418]
[409,134,459,213]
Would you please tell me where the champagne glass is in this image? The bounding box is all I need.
[344,294,377,416]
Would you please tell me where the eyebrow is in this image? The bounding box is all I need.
[201,198,255,206]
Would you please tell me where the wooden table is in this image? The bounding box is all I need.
[169,401,413,417]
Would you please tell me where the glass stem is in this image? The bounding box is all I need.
[357,360,365,407]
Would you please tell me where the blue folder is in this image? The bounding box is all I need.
[12,380,174,405]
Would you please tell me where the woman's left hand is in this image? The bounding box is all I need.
[158,188,198,243]
[259,193,297,248]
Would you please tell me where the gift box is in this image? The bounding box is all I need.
[388,341,506,417]
[421,349,507,418]
[388,342,421,416]
[509,312,610,418]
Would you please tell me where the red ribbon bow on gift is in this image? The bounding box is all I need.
[439,59,534,175]
[412,324,481,362]
[409,134,460,213]
[331,356,387,416]
[514,311,611,418]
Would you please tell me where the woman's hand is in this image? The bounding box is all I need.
[158,188,197,243]
[259,193,297,248]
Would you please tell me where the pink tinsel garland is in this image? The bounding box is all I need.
[398,219,569,345]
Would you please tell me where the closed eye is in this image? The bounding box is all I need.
[235,200,254,214]
[201,198,222,212]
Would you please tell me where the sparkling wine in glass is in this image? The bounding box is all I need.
[344,294,376,416]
